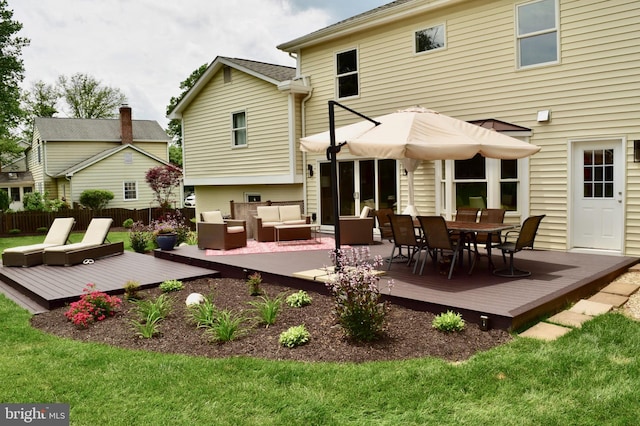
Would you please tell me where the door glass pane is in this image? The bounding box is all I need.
[339,161,355,216]
[359,160,375,211]
[584,149,614,199]
[319,162,333,226]
[378,159,397,209]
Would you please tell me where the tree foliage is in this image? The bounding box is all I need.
[57,73,127,119]
[166,63,208,146]
[168,144,182,167]
[22,80,58,118]
[0,189,10,211]
[0,0,29,163]
[79,189,114,210]
[145,164,182,208]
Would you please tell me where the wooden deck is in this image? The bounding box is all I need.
[1,238,637,330]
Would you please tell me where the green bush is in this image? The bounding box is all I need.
[36,226,48,234]
[432,310,466,333]
[23,192,46,211]
[286,290,312,308]
[279,325,310,348]
[129,221,152,253]
[79,189,114,210]
[123,280,141,301]
[248,294,284,327]
[187,295,217,329]
[0,189,10,211]
[122,218,134,228]
[8,228,21,234]
[159,279,184,293]
[205,309,247,343]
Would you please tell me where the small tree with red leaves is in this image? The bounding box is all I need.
[145,164,182,208]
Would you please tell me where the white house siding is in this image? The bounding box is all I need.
[27,128,45,193]
[66,149,164,209]
[295,0,640,254]
[183,68,293,182]
[132,142,169,161]
[45,141,116,175]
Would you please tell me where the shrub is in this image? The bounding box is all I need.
[187,295,217,329]
[145,164,182,209]
[246,272,263,296]
[0,189,9,211]
[123,280,140,301]
[36,226,48,234]
[279,325,310,348]
[432,311,466,332]
[326,247,393,342]
[159,279,184,293]
[122,218,134,228]
[130,314,163,339]
[286,290,312,308]
[248,294,284,327]
[8,228,20,234]
[64,284,122,328]
[129,295,171,339]
[205,309,246,343]
[129,221,152,253]
[23,192,46,211]
[184,230,198,245]
[79,189,114,210]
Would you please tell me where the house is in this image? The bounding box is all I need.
[274,0,640,256]
[167,56,310,216]
[27,105,174,209]
[0,141,35,210]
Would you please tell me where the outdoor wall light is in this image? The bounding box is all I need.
[479,315,489,331]
[536,109,551,122]
[635,141,640,163]
[307,164,314,177]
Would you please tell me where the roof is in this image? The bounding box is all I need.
[277,0,463,51]
[0,171,34,185]
[35,117,169,142]
[168,56,296,119]
[468,119,531,132]
[54,144,172,178]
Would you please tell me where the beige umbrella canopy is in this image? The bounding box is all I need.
[301,106,541,216]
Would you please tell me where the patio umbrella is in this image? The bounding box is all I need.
[301,105,541,217]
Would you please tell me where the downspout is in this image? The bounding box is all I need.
[300,79,313,215]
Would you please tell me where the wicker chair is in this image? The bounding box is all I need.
[197,211,247,250]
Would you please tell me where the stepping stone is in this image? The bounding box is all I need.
[569,299,613,316]
[292,269,331,281]
[601,282,640,297]
[589,292,628,308]
[628,264,640,272]
[520,322,572,341]
[548,310,592,328]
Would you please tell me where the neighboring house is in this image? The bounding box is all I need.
[168,56,310,216]
[1,141,35,210]
[27,105,174,209]
[274,0,640,256]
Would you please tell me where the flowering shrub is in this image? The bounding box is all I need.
[326,247,393,342]
[151,211,191,245]
[64,284,122,328]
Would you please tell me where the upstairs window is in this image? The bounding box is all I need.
[336,49,358,99]
[232,111,247,147]
[415,24,445,53]
[517,0,558,68]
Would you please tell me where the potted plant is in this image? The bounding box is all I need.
[154,222,177,251]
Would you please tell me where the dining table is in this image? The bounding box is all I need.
[445,221,517,271]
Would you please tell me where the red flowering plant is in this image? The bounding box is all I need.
[64,284,122,328]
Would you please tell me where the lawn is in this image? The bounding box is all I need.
[0,234,639,424]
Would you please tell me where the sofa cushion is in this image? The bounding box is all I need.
[227,226,245,234]
[279,205,302,222]
[282,220,306,225]
[201,211,224,224]
[257,206,281,223]
[261,221,282,227]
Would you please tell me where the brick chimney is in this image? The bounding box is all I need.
[120,104,133,144]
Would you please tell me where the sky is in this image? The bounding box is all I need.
[10,0,391,129]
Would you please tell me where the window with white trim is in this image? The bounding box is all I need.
[123,181,137,201]
[232,111,247,147]
[516,0,558,68]
[336,49,358,99]
[415,24,445,53]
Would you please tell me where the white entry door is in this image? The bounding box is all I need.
[571,139,624,252]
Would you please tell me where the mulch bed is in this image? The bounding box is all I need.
[31,277,512,363]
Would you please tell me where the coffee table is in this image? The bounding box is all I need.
[274,224,321,245]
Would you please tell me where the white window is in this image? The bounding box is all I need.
[123,181,137,201]
[232,111,247,147]
[516,0,558,68]
[415,24,445,53]
[336,49,358,99]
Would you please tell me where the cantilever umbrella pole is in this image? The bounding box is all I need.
[326,100,380,270]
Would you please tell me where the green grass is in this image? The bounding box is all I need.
[0,236,639,424]
[0,294,638,424]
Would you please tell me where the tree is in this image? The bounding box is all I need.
[145,164,182,208]
[166,63,208,146]
[57,73,127,119]
[0,0,29,163]
[168,144,182,167]
[20,80,59,141]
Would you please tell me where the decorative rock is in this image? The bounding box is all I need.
[185,293,205,306]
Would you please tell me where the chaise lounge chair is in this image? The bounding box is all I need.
[43,218,124,266]
[2,217,76,267]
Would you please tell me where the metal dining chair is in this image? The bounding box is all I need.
[387,214,427,273]
[417,215,475,279]
[452,207,479,265]
[493,215,545,278]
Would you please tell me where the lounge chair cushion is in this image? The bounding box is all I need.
[279,205,302,222]
[2,217,75,255]
[201,211,224,224]
[257,206,281,223]
[81,218,113,245]
[3,243,59,254]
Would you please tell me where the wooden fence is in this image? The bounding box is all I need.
[0,208,196,235]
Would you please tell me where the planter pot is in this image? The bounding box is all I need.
[156,233,177,251]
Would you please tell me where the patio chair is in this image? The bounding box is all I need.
[451,207,480,265]
[373,208,394,242]
[417,215,475,279]
[339,206,374,245]
[43,218,123,266]
[197,210,247,250]
[493,214,545,278]
[474,208,507,252]
[2,217,76,267]
[387,214,427,273]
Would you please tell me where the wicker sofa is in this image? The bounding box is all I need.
[254,205,310,242]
